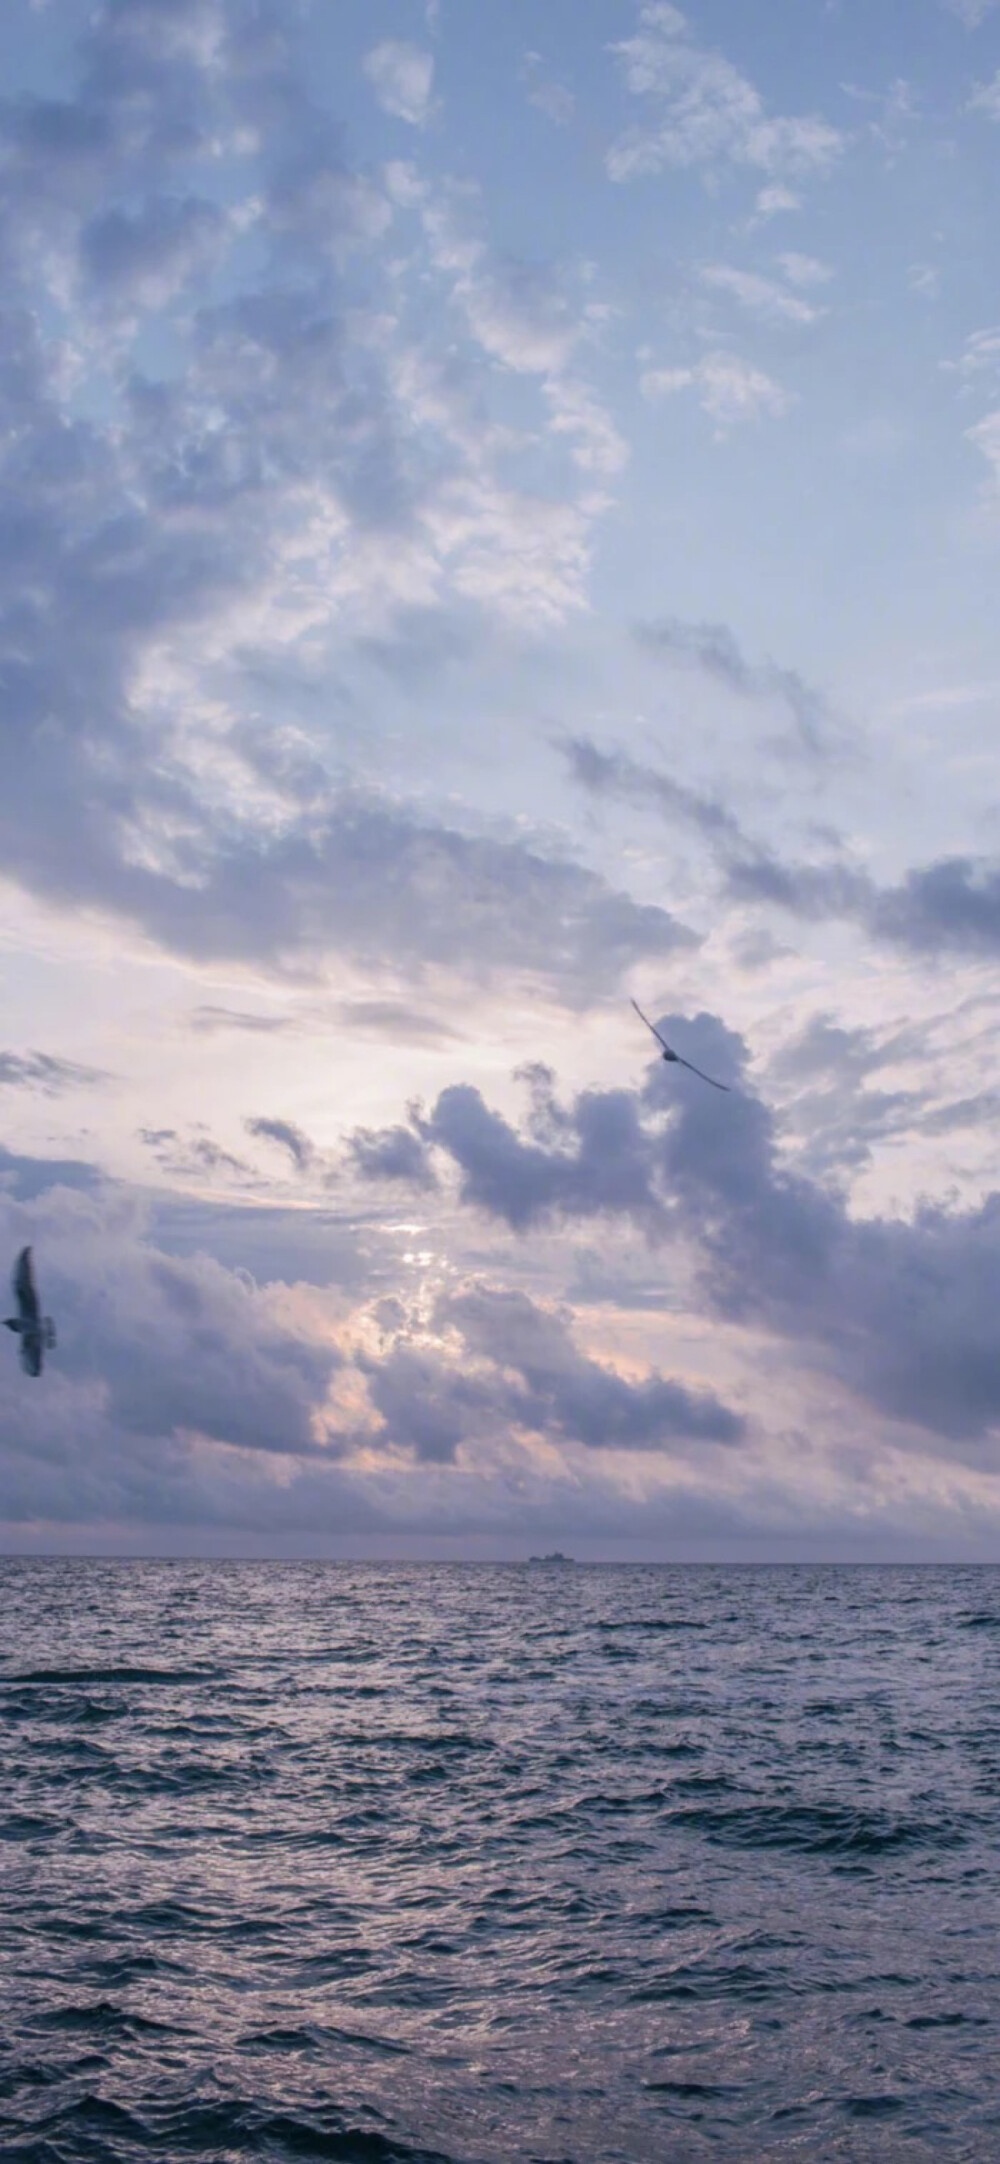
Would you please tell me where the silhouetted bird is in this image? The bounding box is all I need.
[4,1247,56,1377]
[631,999,730,1091]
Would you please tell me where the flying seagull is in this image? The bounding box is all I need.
[4,1247,56,1377]
[631,999,730,1091]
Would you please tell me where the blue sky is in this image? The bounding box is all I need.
[2,0,1000,1557]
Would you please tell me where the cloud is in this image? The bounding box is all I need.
[775,253,833,288]
[0,0,641,1000]
[80,192,227,310]
[640,350,791,432]
[753,185,801,220]
[356,1280,745,1462]
[355,1073,663,1232]
[633,616,836,749]
[245,1116,315,1173]
[967,410,1000,487]
[561,725,1000,968]
[944,0,999,25]
[358,1038,1000,1449]
[139,1127,251,1181]
[363,41,435,126]
[350,1122,438,1188]
[0,1051,111,1094]
[608,3,842,185]
[700,264,826,325]
[969,70,1000,116]
[331,1000,462,1047]
[560,733,752,852]
[441,1283,745,1449]
[191,1007,293,1035]
[0,1179,341,1490]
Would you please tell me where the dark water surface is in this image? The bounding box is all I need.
[1,1562,999,2162]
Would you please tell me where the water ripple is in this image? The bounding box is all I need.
[2,1560,1000,2161]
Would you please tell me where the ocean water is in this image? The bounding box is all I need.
[1,1563,999,2163]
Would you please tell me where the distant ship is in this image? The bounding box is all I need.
[527,1551,575,1565]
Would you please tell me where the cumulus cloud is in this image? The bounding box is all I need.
[640,349,791,431]
[0,1180,340,1481]
[356,1280,744,1462]
[363,41,435,126]
[754,185,801,219]
[354,1038,1000,1449]
[350,1121,438,1188]
[608,3,842,185]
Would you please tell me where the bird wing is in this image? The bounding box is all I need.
[20,1335,42,1378]
[630,997,671,1055]
[675,1053,730,1092]
[13,1247,39,1325]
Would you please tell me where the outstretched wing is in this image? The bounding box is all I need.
[632,1001,730,1090]
[13,1247,39,1327]
[630,997,671,1055]
[674,1053,730,1093]
[20,1334,42,1379]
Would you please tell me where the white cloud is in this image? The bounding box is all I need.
[608,3,843,184]
[966,409,1000,487]
[701,264,826,325]
[943,0,999,24]
[363,40,436,127]
[641,349,792,431]
[944,326,1000,383]
[754,184,801,219]
[777,252,834,288]
[908,264,941,299]
[522,52,576,126]
[969,69,1000,117]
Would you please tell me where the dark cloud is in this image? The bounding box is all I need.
[245,1116,315,1173]
[191,1007,293,1035]
[0,1051,111,1094]
[565,731,1000,970]
[0,1142,103,1202]
[350,1122,438,1189]
[423,1079,660,1230]
[870,858,1000,957]
[139,1127,250,1180]
[732,850,1000,963]
[0,1182,340,1480]
[332,999,463,1046]
[80,191,226,307]
[360,1025,1000,1449]
[634,615,838,751]
[442,1284,745,1449]
[560,734,750,850]
[356,1280,744,1462]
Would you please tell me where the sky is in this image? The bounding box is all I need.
[2,0,1000,1559]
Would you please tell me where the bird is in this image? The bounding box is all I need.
[631,999,730,1091]
[4,1247,56,1377]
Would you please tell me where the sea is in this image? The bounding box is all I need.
[1,1560,998,2163]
